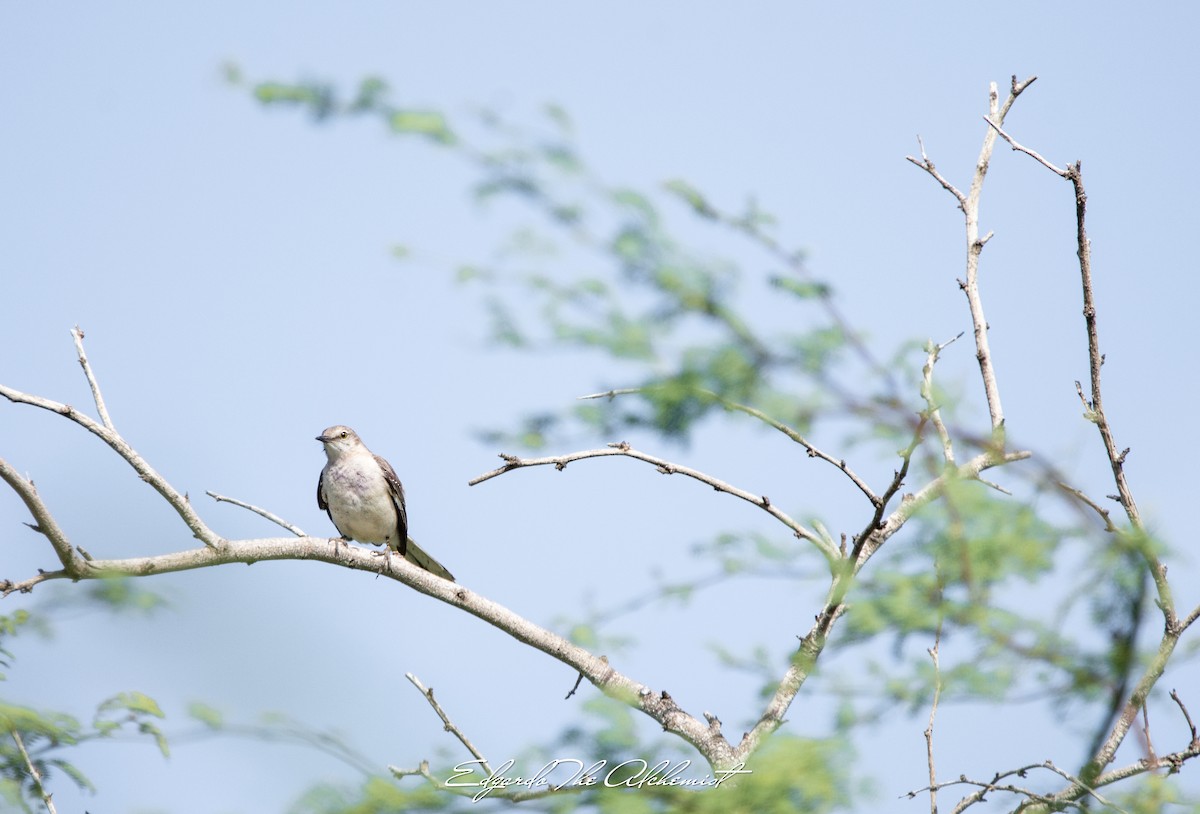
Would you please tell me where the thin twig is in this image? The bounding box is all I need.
[70,326,114,431]
[921,333,963,466]
[206,491,306,536]
[406,673,493,777]
[1,355,223,549]
[1169,690,1199,749]
[578,387,881,506]
[924,624,944,814]
[469,442,834,560]
[909,75,1036,436]
[11,729,57,814]
[905,135,967,209]
[982,116,1068,176]
[904,759,1127,814]
[1055,481,1117,532]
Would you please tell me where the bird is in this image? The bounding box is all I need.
[315,425,455,581]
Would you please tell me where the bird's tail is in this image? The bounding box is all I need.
[403,537,456,582]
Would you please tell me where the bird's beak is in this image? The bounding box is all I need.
[315,435,328,443]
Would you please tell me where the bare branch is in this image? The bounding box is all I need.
[982,116,1067,176]
[909,76,1037,435]
[985,120,1188,790]
[206,491,306,536]
[855,447,1031,569]
[407,673,493,777]
[924,626,944,814]
[0,384,223,549]
[921,333,963,465]
[1169,690,1199,749]
[905,135,967,208]
[0,530,744,768]
[0,457,83,576]
[469,442,836,561]
[1055,481,1117,532]
[70,326,114,431]
[10,729,57,814]
[904,758,1128,814]
[579,387,882,506]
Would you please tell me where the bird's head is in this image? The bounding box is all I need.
[316,425,363,459]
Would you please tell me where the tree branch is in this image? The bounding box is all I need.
[0,335,223,549]
[921,333,963,466]
[406,673,494,777]
[2,530,747,767]
[206,490,307,536]
[469,441,836,561]
[981,118,1189,797]
[908,75,1036,436]
[0,457,84,577]
[579,387,882,506]
[10,728,57,814]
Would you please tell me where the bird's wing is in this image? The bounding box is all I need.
[316,468,347,538]
[374,453,409,555]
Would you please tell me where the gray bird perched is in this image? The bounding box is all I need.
[316,425,455,581]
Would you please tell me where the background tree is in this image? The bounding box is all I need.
[2,6,1199,813]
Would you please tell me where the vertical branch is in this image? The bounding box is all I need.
[982,103,1185,805]
[924,624,944,814]
[921,333,963,466]
[910,75,1036,440]
[1065,164,1142,530]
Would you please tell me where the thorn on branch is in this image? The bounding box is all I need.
[607,441,631,451]
[1117,447,1130,464]
[499,453,519,464]
[760,495,770,507]
[555,462,567,471]
[957,278,967,290]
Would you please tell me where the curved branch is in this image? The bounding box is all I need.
[1,531,743,768]
[578,387,882,506]
[0,457,84,576]
[469,441,835,561]
[0,385,223,549]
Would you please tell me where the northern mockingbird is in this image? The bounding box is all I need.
[316,425,455,581]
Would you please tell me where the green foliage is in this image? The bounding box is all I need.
[0,593,176,808]
[231,66,868,446]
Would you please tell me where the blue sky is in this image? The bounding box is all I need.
[2,4,1198,812]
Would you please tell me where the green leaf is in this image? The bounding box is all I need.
[663,178,717,219]
[96,691,165,721]
[770,275,831,299]
[388,110,455,144]
[187,702,224,729]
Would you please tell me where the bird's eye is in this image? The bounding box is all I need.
[340,431,348,438]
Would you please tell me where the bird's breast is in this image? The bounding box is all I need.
[322,460,397,545]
